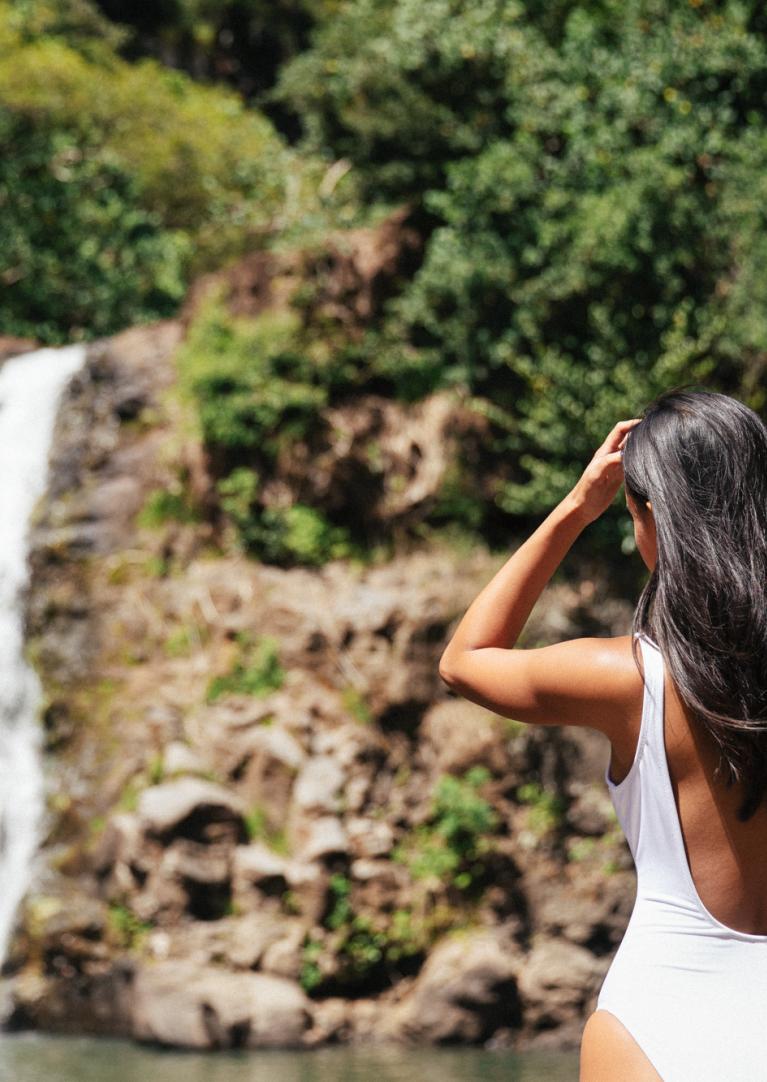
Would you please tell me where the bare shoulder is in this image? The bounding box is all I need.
[439,634,643,738]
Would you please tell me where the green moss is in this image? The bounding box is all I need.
[341,685,372,725]
[566,837,597,863]
[163,622,209,659]
[301,883,475,994]
[137,485,201,529]
[243,804,290,855]
[516,781,566,837]
[107,903,153,950]
[147,753,165,786]
[300,936,324,992]
[116,778,142,813]
[393,766,498,892]
[205,632,285,703]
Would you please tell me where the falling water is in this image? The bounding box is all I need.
[0,345,88,965]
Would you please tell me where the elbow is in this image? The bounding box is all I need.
[438,648,463,688]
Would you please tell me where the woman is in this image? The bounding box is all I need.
[438,389,767,1082]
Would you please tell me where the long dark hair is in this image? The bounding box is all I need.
[622,388,767,821]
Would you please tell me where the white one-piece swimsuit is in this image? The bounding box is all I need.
[596,633,767,1082]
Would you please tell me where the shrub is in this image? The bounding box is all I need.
[0,109,187,342]
[107,902,152,949]
[300,876,458,993]
[0,0,294,339]
[517,781,566,837]
[205,631,285,702]
[394,766,499,891]
[279,0,767,546]
[177,296,362,565]
[175,299,327,464]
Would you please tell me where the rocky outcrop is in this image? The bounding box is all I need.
[181,205,423,332]
[3,318,637,1052]
[131,964,311,1049]
[385,928,523,1044]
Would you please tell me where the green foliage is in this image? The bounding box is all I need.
[10,0,127,57]
[0,0,292,340]
[116,778,141,812]
[300,875,456,993]
[341,685,373,725]
[137,485,201,529]
[275,0,518,201]
[325,872,354,930]
[280,0,767,543]
[107,902,152,949]
[175,298,327,460]
[147,753,165,785]
[237,503,357,567]
[243,805,290,854]
[163,623,209,658]
[0,3,288,235]
[205,631,285,702]
[0,109,187,343]
[394,766,498,890]
[517,781,566,837]
[300,936,324,991]
[86,0,341,104]
[177,297,360,565]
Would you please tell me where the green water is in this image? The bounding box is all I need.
[0,1034,578,1082]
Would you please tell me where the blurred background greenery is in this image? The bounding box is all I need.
[3,0,767,562]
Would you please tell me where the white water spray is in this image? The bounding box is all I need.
[0,345,88,965]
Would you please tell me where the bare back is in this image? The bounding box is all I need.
[663,669,767,935]
[609,637,767,936]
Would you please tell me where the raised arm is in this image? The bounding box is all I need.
[438,419,641,737]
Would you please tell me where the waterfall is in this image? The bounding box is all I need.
[0,345,88,966]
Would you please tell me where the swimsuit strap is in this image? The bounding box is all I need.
[636,632,665,751]
[633,633,713,905]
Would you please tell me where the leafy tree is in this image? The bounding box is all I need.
[280,0,767,539]
[0,111,186,341]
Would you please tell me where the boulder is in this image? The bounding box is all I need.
[346,816,394,859]
[526,862,634,953]
[162,741,210,778]
[232,843,290,905]
[292,816,349,863]
[131,962,311,1049]
[305,997,353,1046]
[292,755,345,813]
[92,813,143,874]
[238,728,305,832]
[0,335,38,362]
[166,839,231,885]
[283,861,329,924]
[389,929,522,1043]
[137,778,247,844]
[566,784,615,836]
[226,913,288,970]
[261,922,306,981]
[233,843,290,886]
[349,859,409,911]
[516,938,608,1031]
[419,700,509,777]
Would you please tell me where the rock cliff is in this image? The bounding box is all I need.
[2,319,636,1052]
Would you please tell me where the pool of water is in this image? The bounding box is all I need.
[0,1033,578,1082]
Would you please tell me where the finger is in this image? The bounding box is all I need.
[603,450,624,464]
[599,419,642,454]
[617,419,642,449]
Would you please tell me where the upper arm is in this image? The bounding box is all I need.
[438,635,642,741]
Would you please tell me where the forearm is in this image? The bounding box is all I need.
[440,492,589,666]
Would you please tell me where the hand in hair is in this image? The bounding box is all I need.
[568,418,641,525]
